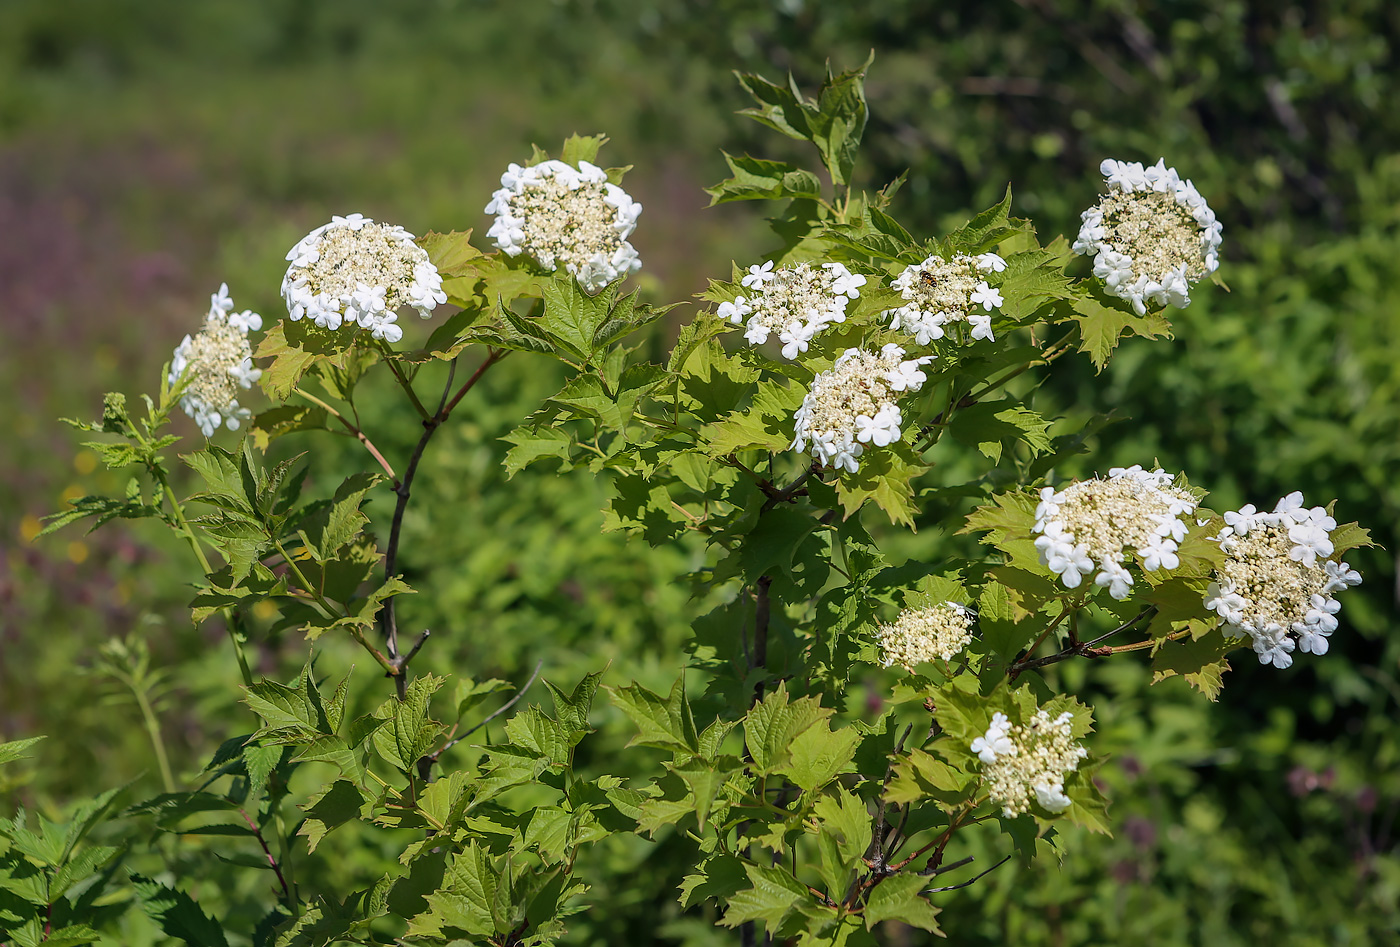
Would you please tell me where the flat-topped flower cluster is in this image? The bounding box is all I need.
[1073,158,1223,315]
[791,344,933,473]
[884,251,1006,345]
[485,159,642,292]
[281,214,446,343]
[169,284,263,437]
[971,709,1088,817]
[877,602,973,672]
[720,260,866,359]
[1206,492,1362,668]
[1033,465,1198,599]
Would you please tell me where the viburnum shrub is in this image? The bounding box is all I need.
[12,61,1373,946]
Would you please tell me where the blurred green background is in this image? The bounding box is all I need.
[2,1,1398,943]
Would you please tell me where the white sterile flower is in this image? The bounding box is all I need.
[975,252,1008,273]
[877,602,975,672]
[1323,560,1362,593]
[1287,522,1334,568]
[280,214,446,342]
[209,283,234,318]
[854,403,902,447]
[729,260,866,360]
[169,285,263,437]
[791,346,933,473]
[1094,559,1134,600]
[971,712,1015,764]
[1032,467,1198,599]
[973,708,1088,818]
[779,321,813,360]
[970,281,1003,311]
[1208,493,1359,668]
[484,158,643,292]
[717,296,751,324]
[1073,158,1222,315]
[1139,539,1180,572]
[884,252,1006,347]
[742,260,776,288]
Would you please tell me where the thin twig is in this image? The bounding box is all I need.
[921,854,975,878]
[1009,606,1157,677]
[238,807,293,908]
[434,660,543,758]
[761,463,818,512]
[925,855,1011,892]
[751,576,773,704]
[293,386,398,484]
[379,350,503,699]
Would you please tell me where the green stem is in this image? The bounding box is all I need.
[157,475,254,687]
[380,346,432,419]
[273,809,300,916]
[131,679,176,794]
[272,539,340,621]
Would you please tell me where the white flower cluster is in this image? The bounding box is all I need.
[883,252,1006,345]
[1072,158,1223,315]
[718,260,866,359]
[1206,492,1362,668]
[281,213,447,343]
[971,709,1088,817]
[485,159,642,292]
[169,283,263,437]
[790,344,934,473]
[877,602,973,672]
[1033,465,1198,599]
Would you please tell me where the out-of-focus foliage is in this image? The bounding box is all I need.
[2,1,1398,945]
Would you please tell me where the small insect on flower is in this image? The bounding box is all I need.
[280,214,447,343]
[485,159,642,292]
[169,283,263,437]
[884,252,1007,346]
[1073,158,1223,315]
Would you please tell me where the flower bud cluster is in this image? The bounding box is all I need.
[971,709,1087,817]
[281,214,447,343]
[877,602,973,672]
[1033,465,1198,599]
[1072,158,1223,315]
[719,260,866,359]
[883,252,1007,345]
[485,159,642,292]
[169,284,263,437]
[1206,492,1362,668]
[791,344,934,473]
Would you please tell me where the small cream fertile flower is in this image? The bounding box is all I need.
[1032,465,1198,599]
[169,283,262,437]
[485,159,642,292]
[971,708,1088,818]
[280,213,447,343]
[790,344,934,474]
[723,260,866,359]
[1207,492,1360,669]
[877,602,973,672]
[1073,158,1223,315]
[883,252,1007,346]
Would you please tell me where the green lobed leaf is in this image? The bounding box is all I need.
[862,874,940,932]
[130,874,230,947]
[705,152,824,205]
